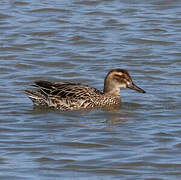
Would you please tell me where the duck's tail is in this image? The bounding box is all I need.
[24,90,48,106]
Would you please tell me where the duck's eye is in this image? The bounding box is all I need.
[113,74,124,81]
[115,74,124,78]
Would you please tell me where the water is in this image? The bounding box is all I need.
[0,0,181,179]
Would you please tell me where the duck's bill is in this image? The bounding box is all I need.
[127,83,146,93]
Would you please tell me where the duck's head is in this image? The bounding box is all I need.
[104,69,146,95]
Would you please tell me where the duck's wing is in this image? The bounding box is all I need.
[34,80,102,99]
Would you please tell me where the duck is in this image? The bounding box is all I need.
[25,69,146,111]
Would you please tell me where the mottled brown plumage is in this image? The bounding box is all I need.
[25,69,145,110]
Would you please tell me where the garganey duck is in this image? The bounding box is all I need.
[25,69,146,110]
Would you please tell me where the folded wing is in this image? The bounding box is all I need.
[34,80,102,99]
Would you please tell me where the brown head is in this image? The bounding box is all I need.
[103,69,146,96]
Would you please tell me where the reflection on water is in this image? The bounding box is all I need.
[0,0,181,179]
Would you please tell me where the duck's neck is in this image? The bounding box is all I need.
[103,80,121,96]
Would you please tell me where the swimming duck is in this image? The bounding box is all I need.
[25,69,146,110]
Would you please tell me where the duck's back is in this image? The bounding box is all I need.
[25,81,103,110]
